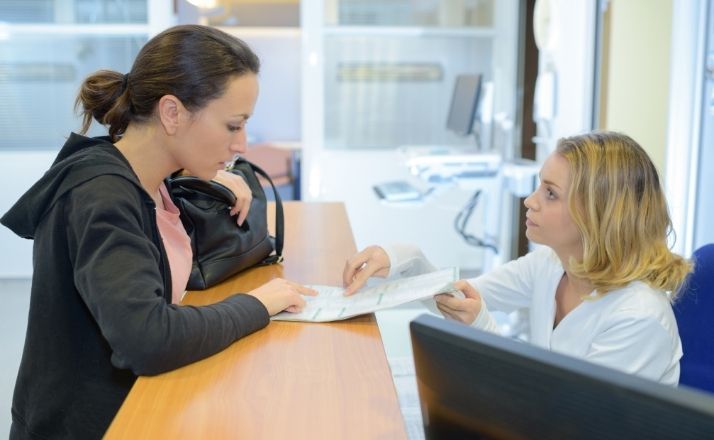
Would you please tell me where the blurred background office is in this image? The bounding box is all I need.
[1,0,713,438]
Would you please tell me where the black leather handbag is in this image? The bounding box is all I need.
[168,157,284,290]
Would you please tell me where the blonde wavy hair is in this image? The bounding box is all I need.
[557,131,691,298]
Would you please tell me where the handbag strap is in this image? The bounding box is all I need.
[168,175,237,205]
[234,158,284,263]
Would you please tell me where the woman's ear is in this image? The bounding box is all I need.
[157,95,185,135]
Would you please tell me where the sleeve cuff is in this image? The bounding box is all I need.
[383,245,401,279]
[471,299,499,333]
[383,243,438,279]
[227,293,270,334]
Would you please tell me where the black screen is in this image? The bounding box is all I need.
[410,314,714,440]
[446,74,482,137]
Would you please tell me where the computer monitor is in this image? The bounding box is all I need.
[446,74,483,137]
[410,314,714,440]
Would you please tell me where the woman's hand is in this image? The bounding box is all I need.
[247,278,317,315]
[434,279,483,325]
[212,170,252,226]
[342,245,391,296]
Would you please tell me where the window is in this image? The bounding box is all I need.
[0,0,169,150]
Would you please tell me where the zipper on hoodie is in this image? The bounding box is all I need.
[145,199,173,303]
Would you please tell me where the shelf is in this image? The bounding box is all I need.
[216,26,301,38]
[323,25,496,38]
[0,23,150,35]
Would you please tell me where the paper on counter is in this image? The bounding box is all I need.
[272,268,461,322]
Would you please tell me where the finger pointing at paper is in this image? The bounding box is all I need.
[342,245,391,296]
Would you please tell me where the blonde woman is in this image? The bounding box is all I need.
[343,131,691,385]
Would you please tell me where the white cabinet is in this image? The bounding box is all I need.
[301,0,522,272]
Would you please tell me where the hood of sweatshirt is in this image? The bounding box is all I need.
[1,133,144,239]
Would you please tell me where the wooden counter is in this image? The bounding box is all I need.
[105,202,407,439]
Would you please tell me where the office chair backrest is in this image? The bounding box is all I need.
[673,243,714,394]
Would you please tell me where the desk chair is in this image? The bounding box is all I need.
[673,243,714,394]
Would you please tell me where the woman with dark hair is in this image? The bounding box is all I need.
[343,131,691,386]
[2,25,314,439]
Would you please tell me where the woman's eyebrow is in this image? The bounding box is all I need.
[541,178,562,189]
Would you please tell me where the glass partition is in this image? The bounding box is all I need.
[317,0,509,150]
[0,34,146,150]
[0,0,148,24]
[324,33,493,149]
[0,0,154,150]
[328,0,494,27]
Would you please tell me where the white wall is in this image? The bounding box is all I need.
[601,0,673,174]
[222,27,302,143]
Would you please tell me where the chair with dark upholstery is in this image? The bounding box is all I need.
[673,243,714,393]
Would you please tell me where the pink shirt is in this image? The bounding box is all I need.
[156,183,193,304]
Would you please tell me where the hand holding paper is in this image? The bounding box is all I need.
[272,268,461,322]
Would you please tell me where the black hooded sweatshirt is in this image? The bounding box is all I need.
[1,133,269,439]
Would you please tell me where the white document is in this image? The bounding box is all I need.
[272,268,461,322]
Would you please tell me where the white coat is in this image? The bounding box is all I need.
[385,244,682,385]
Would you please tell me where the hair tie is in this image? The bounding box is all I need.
[121,73,130,93]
